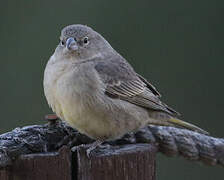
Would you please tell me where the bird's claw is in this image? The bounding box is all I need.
[72,140,104,158]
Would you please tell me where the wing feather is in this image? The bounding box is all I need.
[95,57,180,116]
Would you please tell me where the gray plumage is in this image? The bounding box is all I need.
[94,56,179,116]
[43,24,208,141]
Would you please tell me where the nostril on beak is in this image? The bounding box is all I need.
[66,37,78,51]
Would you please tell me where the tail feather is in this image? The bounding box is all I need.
[147,114,209,135]
[167,117,209,135]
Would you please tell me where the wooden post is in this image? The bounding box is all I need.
[0,146,72,180]
[0,144,156,180]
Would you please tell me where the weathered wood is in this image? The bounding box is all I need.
[0,146,72,180]
[0,120,223,168]
[74,144,156,180]
[0,144,156,180]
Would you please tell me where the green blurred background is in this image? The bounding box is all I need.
[0,0,223,179]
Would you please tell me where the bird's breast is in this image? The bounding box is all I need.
[43,57,111,138]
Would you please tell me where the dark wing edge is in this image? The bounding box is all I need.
[137,73,180,116]
[137,73,161,97]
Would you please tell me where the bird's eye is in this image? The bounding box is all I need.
[83,37,89,44]
[61,40,65,46]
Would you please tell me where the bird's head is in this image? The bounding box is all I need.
[54,24,114,61]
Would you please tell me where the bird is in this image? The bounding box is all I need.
[43,24,208,145]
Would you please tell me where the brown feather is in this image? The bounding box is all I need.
[95,57,180,116]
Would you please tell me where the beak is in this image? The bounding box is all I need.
[66,37,78,51]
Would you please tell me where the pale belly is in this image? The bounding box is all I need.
[55,92,150,140]
[50,66,122,140]
[60,102,116,139]
[44,60,150,140]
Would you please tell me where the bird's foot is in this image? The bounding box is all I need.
[86,140,104,157]
[56,133,78,149]
[71,140,107,158]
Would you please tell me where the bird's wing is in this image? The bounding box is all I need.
[94,57,180,116]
